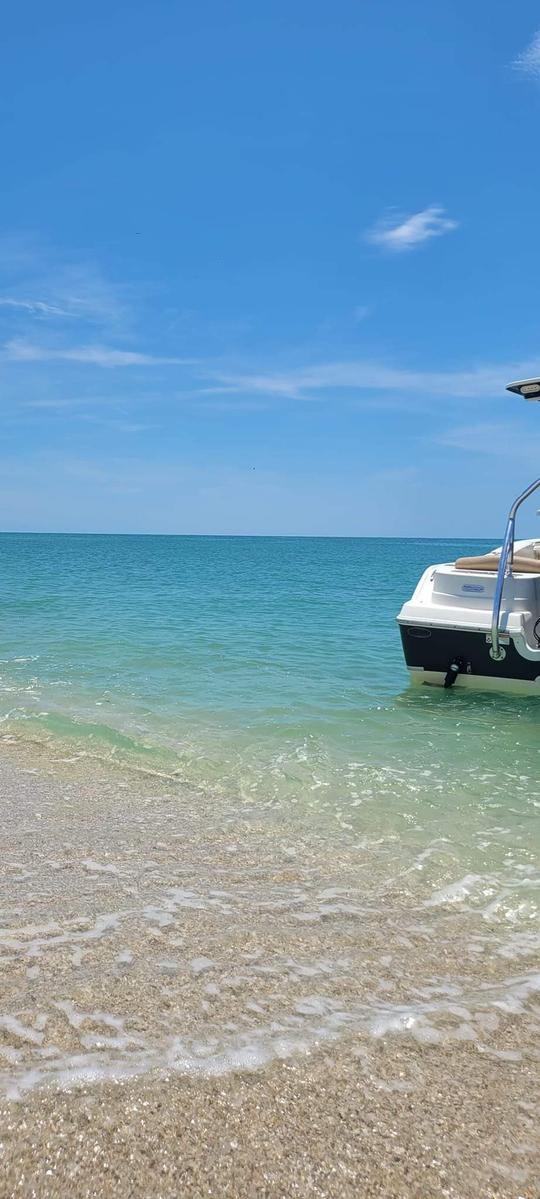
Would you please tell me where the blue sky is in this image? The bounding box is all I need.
[1,0,540,536]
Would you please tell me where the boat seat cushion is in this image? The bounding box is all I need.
[455,555,540,574]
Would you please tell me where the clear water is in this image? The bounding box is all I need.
[0,534,538,1101]
[1,532,539,834]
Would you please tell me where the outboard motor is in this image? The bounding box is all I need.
[444,657,464,688]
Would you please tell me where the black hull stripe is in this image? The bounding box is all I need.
[399,625,540,682]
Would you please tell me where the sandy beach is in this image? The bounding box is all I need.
[2,1033,537,1198]
[0,747,538,1197]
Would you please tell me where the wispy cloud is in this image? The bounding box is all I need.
[437,421,540,467]
[0,237,134,330]
[365,206,458,252]
[3,339,196,367]
[514,31,540,76]
[438,422,521,453]
[21,397,103,412]
[0,297,73,318]
[205,359,537,402]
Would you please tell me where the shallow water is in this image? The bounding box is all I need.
[0,534,538,1103]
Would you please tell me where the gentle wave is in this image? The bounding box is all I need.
[0,535,538,1097]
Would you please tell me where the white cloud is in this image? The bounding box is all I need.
[365,206,458,252]
[0,238,134,329]
[3,340,196,367]
[439,422,520,452]
[205,359,538,401]
[437,421,540,473]
[514,31,540,76]
[0,297,72,317]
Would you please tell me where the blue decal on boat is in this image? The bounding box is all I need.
[462,583,485,593]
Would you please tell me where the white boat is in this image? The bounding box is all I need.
[397,377,540,692]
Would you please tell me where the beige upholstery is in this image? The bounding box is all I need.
[455,555,540,574]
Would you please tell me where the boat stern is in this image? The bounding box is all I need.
[397,553,540,691]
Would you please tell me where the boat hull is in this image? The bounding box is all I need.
[399,623,540,692]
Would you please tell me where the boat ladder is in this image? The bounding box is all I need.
[489,477,540,660]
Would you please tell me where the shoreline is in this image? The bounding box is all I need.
[2,1035,537,1199]
[0,750,538,1196]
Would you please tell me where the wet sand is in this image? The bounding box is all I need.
[2,1036,538,1199]
[0,749,538,1197]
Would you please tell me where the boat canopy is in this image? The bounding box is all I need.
[506,377,540,399]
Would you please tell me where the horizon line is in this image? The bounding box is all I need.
[0,529,500,540]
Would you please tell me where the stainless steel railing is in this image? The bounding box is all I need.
[490,477,540,660]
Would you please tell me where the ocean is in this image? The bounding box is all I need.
[4,530,536,787]
[0,533,538,1124]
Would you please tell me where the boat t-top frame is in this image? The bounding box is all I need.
[489,378,540,661]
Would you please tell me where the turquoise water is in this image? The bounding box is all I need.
[1,532,539,863]
[0,534,539,1100]
[0,533,538,810]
